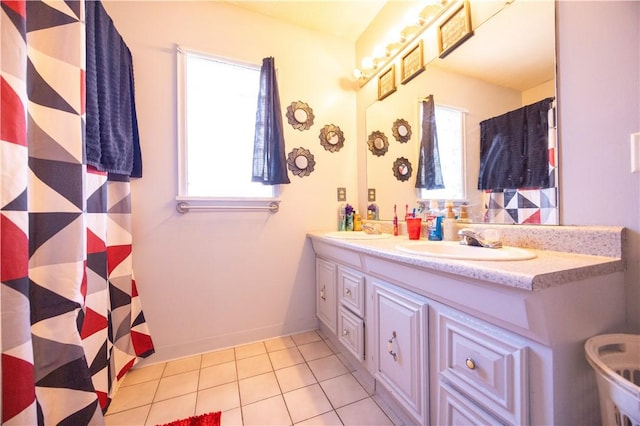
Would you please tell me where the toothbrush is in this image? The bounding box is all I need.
[393,204,399,236]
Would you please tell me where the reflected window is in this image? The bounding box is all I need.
[419,105,465,200]
[177,48,275,199]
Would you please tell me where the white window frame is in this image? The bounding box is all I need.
[418,103,467,202]
[176,46,280,210]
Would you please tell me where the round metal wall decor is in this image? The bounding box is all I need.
[319,124,344,153]
[286,101,315,131]
[367,130,389,157]
[287,147,315,177]
[392,118,412,143]
[392,157,412,181]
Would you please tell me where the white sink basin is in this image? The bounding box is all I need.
[395,240,536,261]
[325,231,392,240]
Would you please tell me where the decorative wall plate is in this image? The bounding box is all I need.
[367,131,389,157]
[392,118,412,143]
[319,124,344,153]
[286,101,314,131]
[287,147,315,177]
[393,157,412,181]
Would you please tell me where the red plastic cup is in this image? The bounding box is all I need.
[406,218,422,240]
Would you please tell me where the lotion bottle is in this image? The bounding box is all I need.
[442,203,458,241]
[427,200,443,241]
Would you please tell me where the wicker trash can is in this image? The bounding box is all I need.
[585,334,640,426]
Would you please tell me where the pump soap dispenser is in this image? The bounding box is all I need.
[442,202,458,241]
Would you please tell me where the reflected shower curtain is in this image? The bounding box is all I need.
[1,1,154,424]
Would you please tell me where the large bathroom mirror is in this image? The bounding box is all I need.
[365,0,557,224]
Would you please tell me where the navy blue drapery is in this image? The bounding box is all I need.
[415,95,445,189]
[252,57,290,185]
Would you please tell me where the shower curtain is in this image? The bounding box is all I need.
[1,1,154,424]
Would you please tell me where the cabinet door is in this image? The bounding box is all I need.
[338,306,364,360]
[316,258,337,334]
[371,279,428,425]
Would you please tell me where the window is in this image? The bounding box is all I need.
[419,104,466,201]
[177,47,276,200]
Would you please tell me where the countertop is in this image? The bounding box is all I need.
[307,227,625,291]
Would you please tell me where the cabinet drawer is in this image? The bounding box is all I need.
[338,266,365,317]
[438,383,502,426]
[338,306,364,361]
[437,310,528,425]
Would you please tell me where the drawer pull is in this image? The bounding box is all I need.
[320,286,326,301]
[465,357,476,370]
[344,288,352,296]
[387,331,398,361]
[342,328,349,336]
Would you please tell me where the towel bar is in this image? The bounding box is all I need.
[176,201,279,214]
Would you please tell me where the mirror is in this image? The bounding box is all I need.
[287,147,315,177]
[319,124,345,152]
[392,157,413,182]
[286,101,314,131]
[365,0,556,223]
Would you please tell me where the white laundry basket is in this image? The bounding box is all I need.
[585,334,640,426]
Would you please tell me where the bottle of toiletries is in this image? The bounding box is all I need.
[427,200,443,241]
[393,204,399,236]
[367,203,379,220]
[443,202,458,241]
[458,204,471,224]
[346,212,354,231]
[354,212,362,231]
[338,204,346,231]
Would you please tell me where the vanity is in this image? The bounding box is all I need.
[308,225,625,425]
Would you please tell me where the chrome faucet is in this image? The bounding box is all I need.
[458,228,503,249]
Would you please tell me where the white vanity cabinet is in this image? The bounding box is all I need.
[309,230,626,426]
[370,278,429,425]
[315,258,337,334]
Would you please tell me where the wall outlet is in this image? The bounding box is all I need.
[337,187,346,202]
[368,188,376,202]
[632,132,640,173]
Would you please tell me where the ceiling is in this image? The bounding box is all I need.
[224,0,387,42]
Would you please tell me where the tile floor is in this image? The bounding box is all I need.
[104,330,396,425]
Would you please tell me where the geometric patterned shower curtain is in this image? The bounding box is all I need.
[1,1,154,424]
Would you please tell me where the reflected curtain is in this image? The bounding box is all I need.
[1,1,154,424]
[252,57,290,185]
[415,95,445,189]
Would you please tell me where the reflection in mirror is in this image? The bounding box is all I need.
[365,0,556,224]
[367,131,389,156]
[392,118,412,143]
[392,157,412,181]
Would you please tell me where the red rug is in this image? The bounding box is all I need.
[157,411,221,426]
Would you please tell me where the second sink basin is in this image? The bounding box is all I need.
[325,231,392,240]
[395,240,536,261]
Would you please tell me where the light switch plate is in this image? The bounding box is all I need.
[632,132,640,173]
[337,187,346,202]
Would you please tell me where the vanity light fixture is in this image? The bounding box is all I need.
[353,0,450,85]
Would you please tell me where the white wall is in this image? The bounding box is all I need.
[103,1,360,363]
[557,1,640,330]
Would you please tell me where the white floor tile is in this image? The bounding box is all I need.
[269,347,305,370]
[307,355,348,382]
[265,335,296,352]
[154,370,199,402]
[320,374,368,408]
[242,395,292,425]
[202,348,235,368]
[221,407,243,426]
[295,410,343,426]
[236,353,273,379]
[107,380,159,414]
[196,382,240,414]
[163,355,202,376]
[199,361,237,390]
[104,404,150,425]
[336,398,393,426]
[283,384,333,424]
[235,341,266,359]
[120,363,165,387]
[291,331,322,346]
[239,371,281,405]
[145,392,197,426]
[298,340,334,362]
[275,363,317,393]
